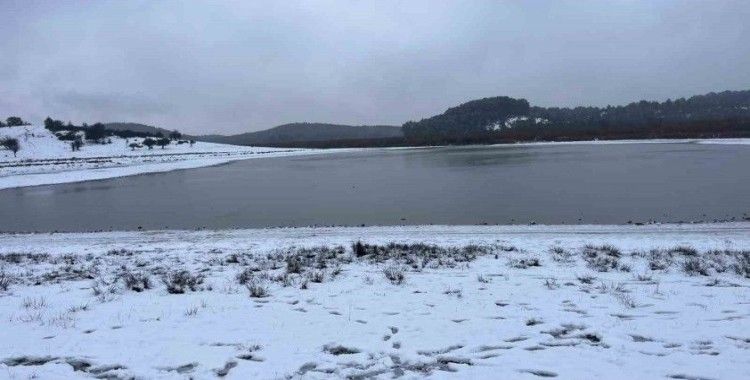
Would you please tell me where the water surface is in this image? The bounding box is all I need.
[2,143,749,232]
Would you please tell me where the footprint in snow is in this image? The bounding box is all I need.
[519,369,558,377]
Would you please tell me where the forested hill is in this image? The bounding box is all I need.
[197,123,403,147]
[103,122,174,137]
[403,90,750,144]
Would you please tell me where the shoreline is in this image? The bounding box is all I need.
[2,220,749,241]
[0,148,357,191]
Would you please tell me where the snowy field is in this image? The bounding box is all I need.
[0,126,337,190]
[1,223,749,379]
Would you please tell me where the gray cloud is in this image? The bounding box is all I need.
[1,0,749,134]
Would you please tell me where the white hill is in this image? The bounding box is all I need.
[0,125,321,189]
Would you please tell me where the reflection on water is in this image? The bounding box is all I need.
[2,143,749,232]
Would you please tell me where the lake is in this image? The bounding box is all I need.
[2,143,749,232]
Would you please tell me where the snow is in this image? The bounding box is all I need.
[491,137,750,148]
[486,116,550,131]
[0,125,340,190]
[1,223,749,379]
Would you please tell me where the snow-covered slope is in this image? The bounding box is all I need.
[0,125,331,189]
[0,125,289,161]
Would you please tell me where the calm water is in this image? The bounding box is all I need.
[2,143,749,232]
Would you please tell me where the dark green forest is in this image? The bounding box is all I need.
[402,90,750,145]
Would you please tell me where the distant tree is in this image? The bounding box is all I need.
[128,142,141,151]
[71,138,83,152]
[169,130,182,140]
[84,123,108,143]
[156,137,170,149]
[1,138,20,157]
[142,138,156,149]
[44,117,66,132]
[5,117,25,127]
[0,120,5,128]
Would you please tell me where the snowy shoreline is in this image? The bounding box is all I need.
[1,223,749,379]
[0,148,351,190]
[0,125,359,190]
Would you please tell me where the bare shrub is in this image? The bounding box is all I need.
[48,311,76,328]
[107,248,136,257]
[577,275,596,284]
[647,249,673,271]
[383,265,405,285]
[286,256,303,274]
[91,277,120,302]
[184,307,199,317]
[597,281,636,308]
[582,244,621,272]
[549,246,575,264]
[734,251,750,278]
[476,274,491,283]
[246,282,269,298]
[682,258,710,276]
[236,268,255,285]
[330,265,343,279]
[508,257,541,269]
[614,292,637,308]
[669,245,698,256]
[67,303,89,313]
[270,272,293,287]
[352,241,368,258]
[323,344,360,355]
[352,241,490,266]
[0,271,11,291]
[22,296,48,309]
[122,271,151,292]
[1,252,51,265]
[163,270,204,294]
[308,270,325,283]
[443,288,463,298]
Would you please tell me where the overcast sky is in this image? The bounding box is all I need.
[1,1,749,134]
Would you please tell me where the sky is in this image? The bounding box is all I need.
[1,1,749,135]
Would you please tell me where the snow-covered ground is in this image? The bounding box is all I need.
[0,126,337,190]
[491,138,750,148]
[1,223,749,379]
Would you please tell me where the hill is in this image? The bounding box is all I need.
[403,90,750,144]
[196,123,403,147]
[103,122,174,137]
[0,124,306,189]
